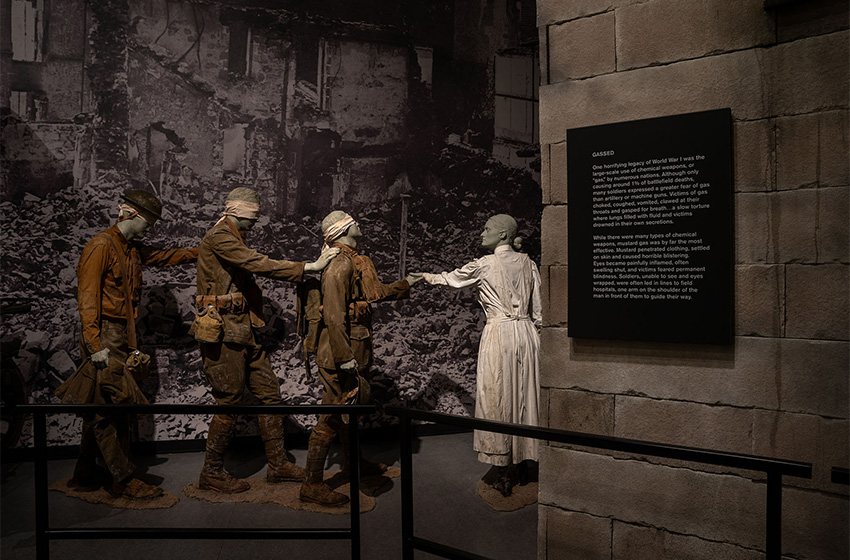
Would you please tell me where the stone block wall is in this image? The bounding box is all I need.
[537,0,848,558]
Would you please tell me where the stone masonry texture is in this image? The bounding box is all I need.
[537,0,848,555]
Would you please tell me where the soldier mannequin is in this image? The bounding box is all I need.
[299,210,421,506]
[194,187,339,493]
[63,188,199,500]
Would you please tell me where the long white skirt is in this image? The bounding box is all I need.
[473,317,540,466]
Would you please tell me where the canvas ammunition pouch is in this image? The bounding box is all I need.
[348,300,372,324]
[191,304,224,343]
[195,292,248,314]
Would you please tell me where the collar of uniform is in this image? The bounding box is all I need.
[494,245,514,254]
[333,241,358,256]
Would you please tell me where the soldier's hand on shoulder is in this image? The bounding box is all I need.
[306,246,342,272]
[91,348,111,369]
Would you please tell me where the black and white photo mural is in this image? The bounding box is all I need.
[0,0,542,447]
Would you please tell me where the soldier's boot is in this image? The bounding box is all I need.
[338,421,387,478]
[299,425,349,507]
[70,423,110,490]
[199,415,249,494]
[109,476,164,500]
[258,414,306,483]
[491,466,514,498]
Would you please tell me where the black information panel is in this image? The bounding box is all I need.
[567,108,733,344]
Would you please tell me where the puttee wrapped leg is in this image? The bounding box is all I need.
[258,413,306,483]
[199,414,249,494]
[299,420,349,506]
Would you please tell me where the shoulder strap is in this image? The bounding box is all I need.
[104,234,138,350]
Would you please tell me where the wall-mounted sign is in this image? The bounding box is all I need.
[567,108,733,344]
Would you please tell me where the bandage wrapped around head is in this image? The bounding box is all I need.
[321,212,356,251]
[218,187,260,224]
[223,199,260,220]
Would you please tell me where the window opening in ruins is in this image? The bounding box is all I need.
[11,0,44,62]
[223,124,248,175]
[227,21,252,76]
[9,90,46,121]
[414,46,434,88]
[296,35,319,84]
[493,54,539,168]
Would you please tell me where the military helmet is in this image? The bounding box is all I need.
[122,189,163,222]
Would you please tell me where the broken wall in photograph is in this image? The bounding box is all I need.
[0,0,542,446]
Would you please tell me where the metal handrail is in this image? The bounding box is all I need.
[386,406,813,560]
[17,403,376,560]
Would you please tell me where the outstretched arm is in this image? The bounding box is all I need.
[415,259,482,291]
[138,244,199,266]
[208,228,305,282]
[356,255,410,302]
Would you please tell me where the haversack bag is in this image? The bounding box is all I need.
[124,349,152,382]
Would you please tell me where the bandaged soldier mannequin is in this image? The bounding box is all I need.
[57,188,199,500]
[300,211,422,506]
[194,187,339,493]
[411,214,541,497]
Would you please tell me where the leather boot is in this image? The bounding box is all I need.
[299,424,349,507]
[338,422,387,478]
[491,466,514,497]
[258,414,306,483]
[199,415,249,494]
[109,477,164,500]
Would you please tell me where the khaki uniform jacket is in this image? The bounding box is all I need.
[78,225,199,354]
[316,243,409,371]
[196,218,304,346]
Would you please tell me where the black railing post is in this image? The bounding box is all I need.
[765,470,782,560]
[349,411,361,560]
[400,415,414,560]
[33,410,49,560]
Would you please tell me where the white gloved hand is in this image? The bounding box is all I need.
[91,348,111,368]
[305,247,341,272]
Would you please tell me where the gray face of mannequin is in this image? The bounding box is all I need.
[231,215,258,231]
[480,219,507,251]
[121,214,153,241]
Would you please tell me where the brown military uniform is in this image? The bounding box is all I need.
[315,242,410,404]
[72,225,198,481]
[194,218,305,480]
[305,242,409,493]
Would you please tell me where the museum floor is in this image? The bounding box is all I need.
[1,431,538,560]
